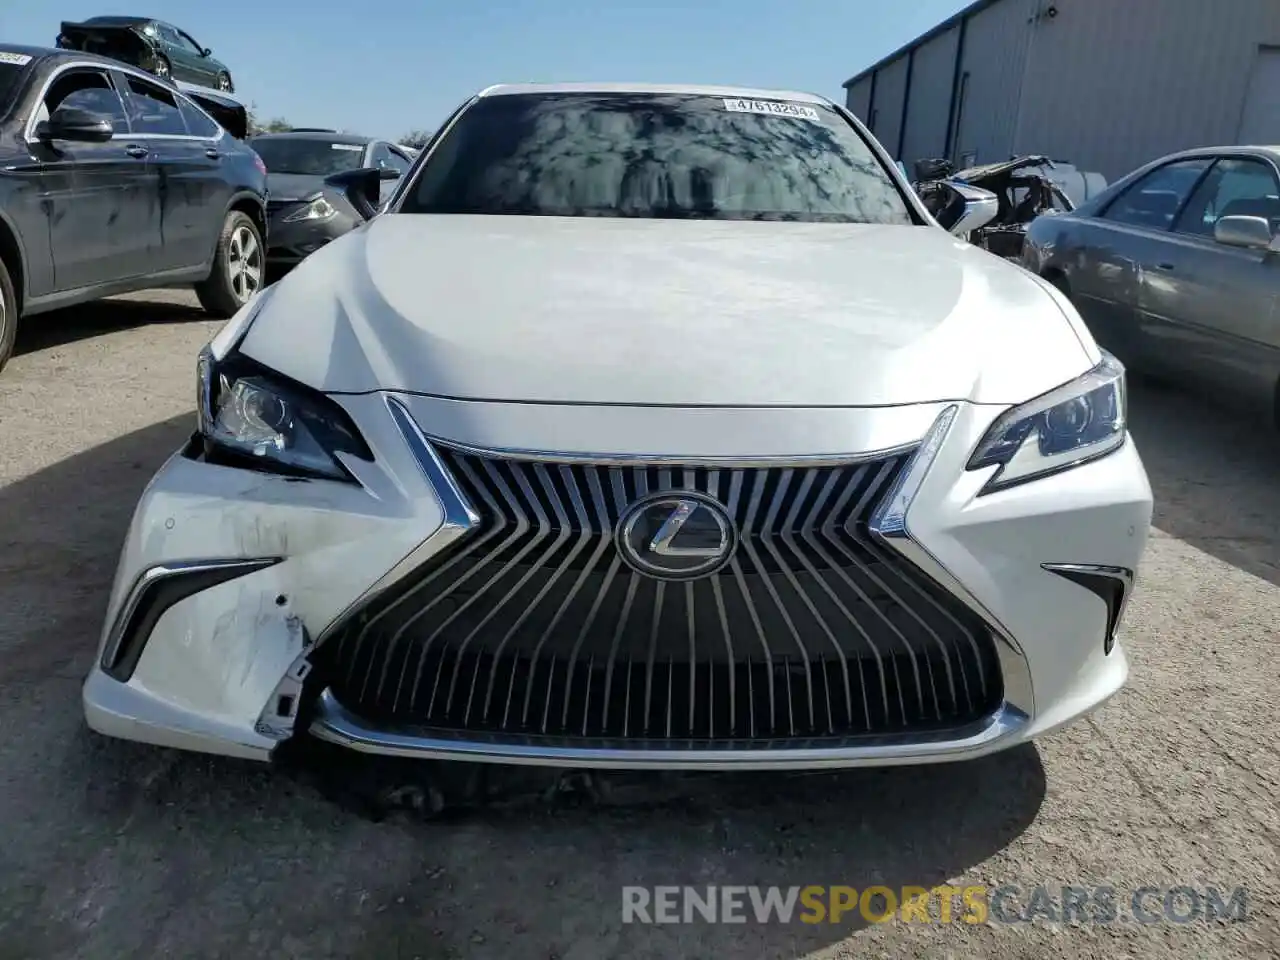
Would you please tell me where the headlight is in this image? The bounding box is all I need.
[196,347,371,481]
[282,195,337,223]
[967,351,1126,493]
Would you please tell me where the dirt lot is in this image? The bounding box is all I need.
[0,290,1277,959]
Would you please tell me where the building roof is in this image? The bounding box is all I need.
[842,0,1003,88]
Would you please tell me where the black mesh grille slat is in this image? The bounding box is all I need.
[317,448,1004,745]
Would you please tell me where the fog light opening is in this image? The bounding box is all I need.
[1040,563,1134,657]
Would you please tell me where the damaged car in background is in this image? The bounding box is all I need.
[83,84,1151,786]
[248,131,415,270]
[57,16,234,91]
[914,155,1107,261]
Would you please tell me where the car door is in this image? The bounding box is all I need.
[177,92,236,264]
[155,23,203,85]
[26,65,162,291]
[174,28,218,86]
[1138,156,1280,417]
[119,71,211,271]
[1068,158,1212,367]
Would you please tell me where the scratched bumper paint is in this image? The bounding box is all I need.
[83,402,450,759]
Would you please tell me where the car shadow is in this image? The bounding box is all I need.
[13,292,206,359]
[1126,376,1280,585]
[0,413,1046,959]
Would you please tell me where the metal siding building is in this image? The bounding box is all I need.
[842,0,1280,181]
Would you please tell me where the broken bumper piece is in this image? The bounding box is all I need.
[81,422,452,760]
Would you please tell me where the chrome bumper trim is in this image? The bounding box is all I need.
[308,687,1029,769]
[102,557,281,681]
[1041,562,1134,655]
[869,404,1036,718]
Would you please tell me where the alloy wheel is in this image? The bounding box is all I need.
[227,225,262,304]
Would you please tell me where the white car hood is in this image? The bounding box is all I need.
[237,214,1097,406]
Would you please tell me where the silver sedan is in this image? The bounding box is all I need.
[1022,145,1280,424]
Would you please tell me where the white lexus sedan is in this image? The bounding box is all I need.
[84,83,1153,769]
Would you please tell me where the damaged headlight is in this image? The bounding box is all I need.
[282,195,338,223]
[967,351,1126,493]
[196,346,371,481]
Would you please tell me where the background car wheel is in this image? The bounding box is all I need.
[0,257,16,374]
[216,72,233,92]
[195,211,263,318]
[153,55,172,82]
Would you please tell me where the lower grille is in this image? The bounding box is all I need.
[319,447,1003,745]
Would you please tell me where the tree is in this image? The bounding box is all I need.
[399,129,433,149]
[244,103,293,136]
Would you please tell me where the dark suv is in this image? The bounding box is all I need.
[0,45,268,373]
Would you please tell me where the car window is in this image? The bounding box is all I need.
[400,92,915,224]
[176,30,205,54]
[35,68,129,134]
[1101,159,1210,230]
[1174,157,1280,237]
[178,95,222,139]
[369,142,393,168]
[0,62,25,105]
[123,74,188,135]
[386,147,413,175]
[247,136,368,175]
[157,24,184,46]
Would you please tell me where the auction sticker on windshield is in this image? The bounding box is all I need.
[0,52,33,66]
[723,98,820,121]
[332,143,364,151]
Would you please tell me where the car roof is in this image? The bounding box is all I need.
[475,81,832,105]
[1152,145,1280,164]
[0,43,130,72]
[0,43,57,62]
[250,131,373,145]
[81,15,153,25]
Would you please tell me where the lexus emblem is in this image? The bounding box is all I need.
[616,492,736,580]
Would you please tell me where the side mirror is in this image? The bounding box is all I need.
[929,181,1000,235]
[202,47,212,56]
[35,106,114,143]
[378,167,401,181]
[324,167,381,220]
[1213,214,1274,250]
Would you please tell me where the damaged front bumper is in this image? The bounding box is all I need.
[82,414,452,761]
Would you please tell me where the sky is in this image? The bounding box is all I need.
[5,1,971,141]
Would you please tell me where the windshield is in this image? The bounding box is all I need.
[400,92,914,224]
[0,62,27,107]
[248,137,367,176]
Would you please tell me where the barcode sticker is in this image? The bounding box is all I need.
[722,98,820,121]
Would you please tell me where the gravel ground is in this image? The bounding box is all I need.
[0,290,1276,959]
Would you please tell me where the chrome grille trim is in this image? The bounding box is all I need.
[311,688,1030,769]
[417,432,922,468]
[318,428,1006,747]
